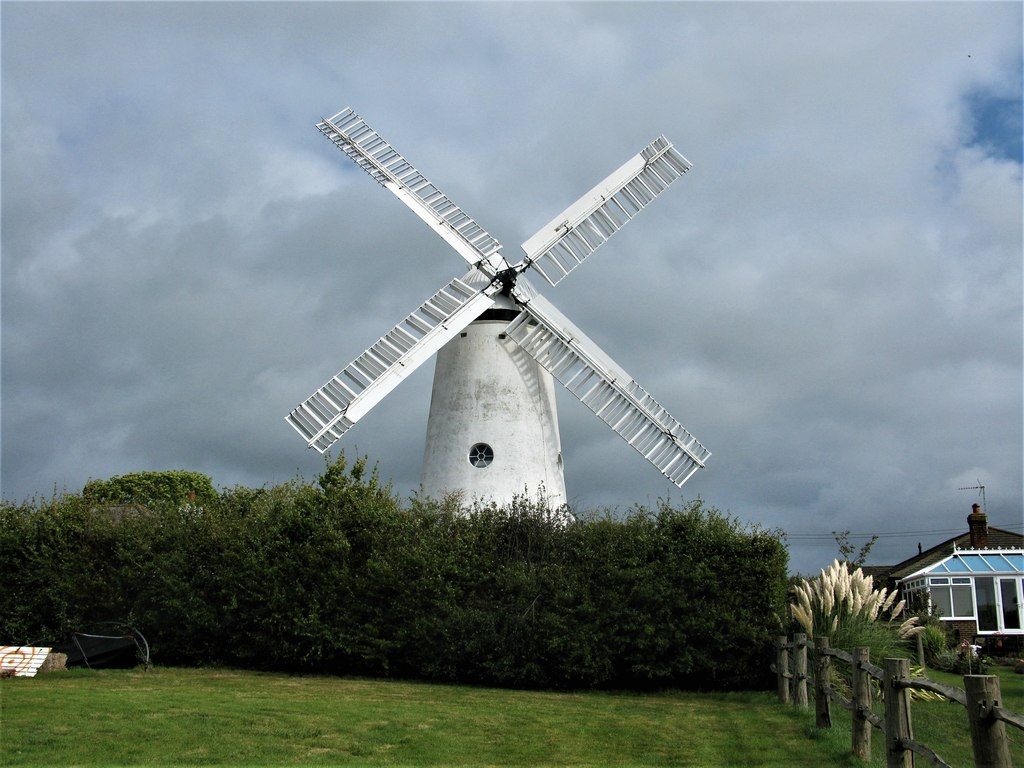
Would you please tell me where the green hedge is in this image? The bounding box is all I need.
[0,456,788,690]
[82,470,217,507]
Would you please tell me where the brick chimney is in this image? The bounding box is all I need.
[967,503,988,548]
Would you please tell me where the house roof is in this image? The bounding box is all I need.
[905,550,1024,578]
[860,565,894,582]
[889,527,1024,581]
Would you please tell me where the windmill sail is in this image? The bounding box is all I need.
[505,286,709,488]
[519,137,691,286]
[317,108,507,274]
[287,272,496,452]
[289,106,711,492]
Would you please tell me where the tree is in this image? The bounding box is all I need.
[832,530,879,568]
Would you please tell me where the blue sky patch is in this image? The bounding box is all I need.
[966,88,1023,163]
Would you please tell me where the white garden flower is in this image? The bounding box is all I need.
[897,617,924,638]
[790,603,813,635]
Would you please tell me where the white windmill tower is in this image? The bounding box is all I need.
[286,107,711,508]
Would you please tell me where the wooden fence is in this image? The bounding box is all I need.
[772,633,1024,768]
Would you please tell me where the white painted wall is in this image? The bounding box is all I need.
[420,310,566,509]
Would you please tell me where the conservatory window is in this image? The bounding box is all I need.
[952,579,974,616]
[975,577,998,632]
[999,578,1022,631]
[929,577,974,619]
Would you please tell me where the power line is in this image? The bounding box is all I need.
[786,530,1017,539]
[783,523,1023,540]
[784,480,1024,542]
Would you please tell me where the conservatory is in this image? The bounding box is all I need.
[899,549,1024,635]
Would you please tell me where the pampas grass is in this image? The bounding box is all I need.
[790,559,923,663]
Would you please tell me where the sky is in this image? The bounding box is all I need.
[2,2,1021,573]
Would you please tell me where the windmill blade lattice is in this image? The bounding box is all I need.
[287,272,497,452]
[519,137,691,286]
[318,108,507,273]
[506,286,710,489]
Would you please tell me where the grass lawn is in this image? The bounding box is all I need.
[1,665,1022,767]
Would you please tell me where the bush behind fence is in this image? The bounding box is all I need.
[1,457,788,690]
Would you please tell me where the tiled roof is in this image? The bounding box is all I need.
[889,527,1023,581]
[860,565,894,581]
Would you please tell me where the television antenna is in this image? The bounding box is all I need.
[957,481,986,512]
[285,106,711,505]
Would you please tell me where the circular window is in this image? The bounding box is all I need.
[469,443,494,468]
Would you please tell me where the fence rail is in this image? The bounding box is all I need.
[900,737,952,768]
[901,677,967,706]
[774,634,1023,767]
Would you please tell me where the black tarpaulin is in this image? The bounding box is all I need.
[54,627,150,669]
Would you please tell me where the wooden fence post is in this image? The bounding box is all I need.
[793,632,808,708]
[851,647,872,760]
[883,658,913,768]
[814,636,832,729]
[964,675,1012,768]
[776,635,790,705]
[788,635,797,704]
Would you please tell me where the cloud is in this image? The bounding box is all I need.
[2,2,1021,572]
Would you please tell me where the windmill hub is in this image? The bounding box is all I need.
[492,266,521,296]
[286,107,712,509]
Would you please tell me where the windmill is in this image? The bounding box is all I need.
[286,107,711,507]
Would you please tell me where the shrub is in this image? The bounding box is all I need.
[82,470,217,508]
[932,648,989,675]
[0,456,787,691]
[919,623,949,666]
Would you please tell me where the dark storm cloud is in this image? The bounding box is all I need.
[3,2,1021,571]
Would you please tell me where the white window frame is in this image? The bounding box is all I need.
[928,576,976,620]
[990,576,1024,634]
